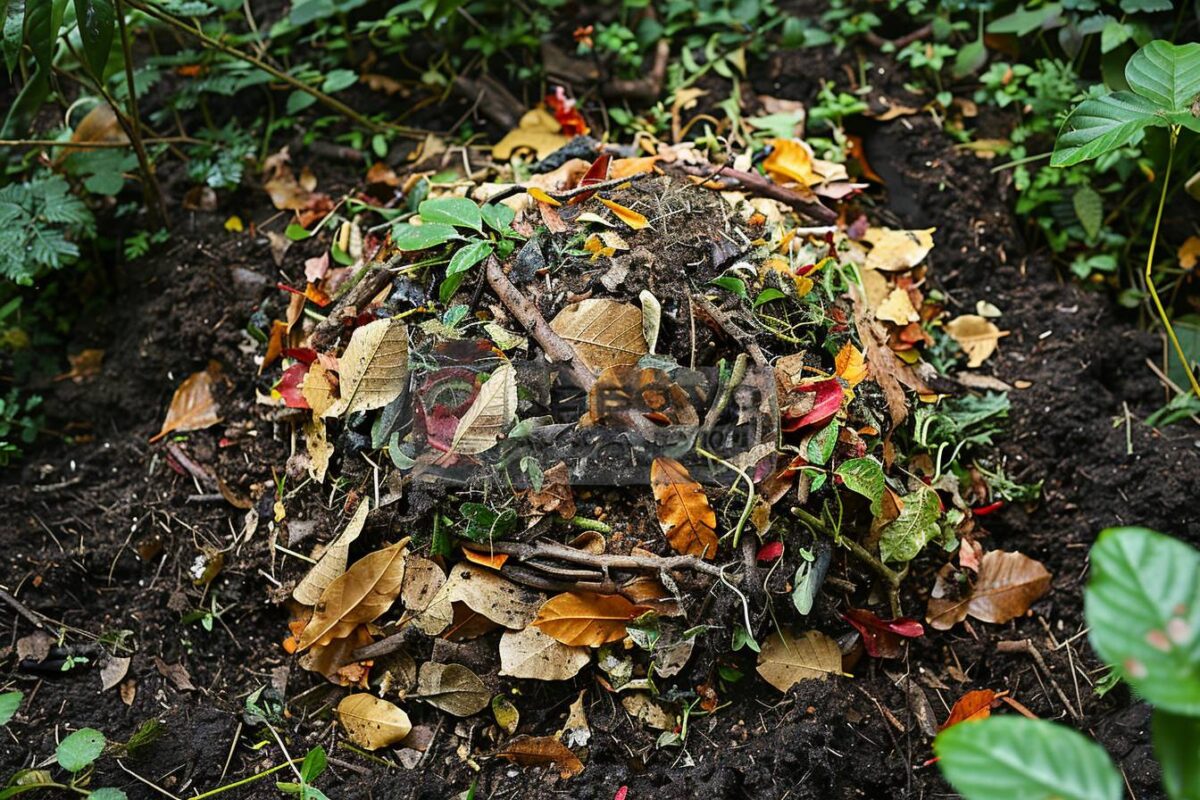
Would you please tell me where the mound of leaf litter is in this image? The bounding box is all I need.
[5,48,1200,800]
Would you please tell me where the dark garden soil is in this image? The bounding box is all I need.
[3,41,1199,800]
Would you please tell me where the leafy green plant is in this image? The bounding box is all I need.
[0,388,43,466]
[0,176,96,284]
[0,691,21,727]
[937,527,1200,800]
[276,746,330,800]
[1052,40,1200,400]
[1,725,128,799]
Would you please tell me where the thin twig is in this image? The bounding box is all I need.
[0,588,47,629]
[460,539,729,579]
[115,0,168,228]
[996,638,1081,720]
[667,162,839,225]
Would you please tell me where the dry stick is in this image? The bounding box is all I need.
[0,587,47,629]
[460,539,728,579]
[484,255,596,392]
[692,294,767,368]
[308,252,403,350]
[667,162,839,225]
[996,638,1082,721]
[125,0,420,138]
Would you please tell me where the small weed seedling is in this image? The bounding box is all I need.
[0,712,128,799]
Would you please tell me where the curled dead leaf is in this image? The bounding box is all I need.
[496,735,584,779]
[150,362,223,442]
[292,500,369,606]
[298,541,407,650]
[451,363,517,455]
[926,550,1051,631]
[650,457,718,560]
[325,318,409,418]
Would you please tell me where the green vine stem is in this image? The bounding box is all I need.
[114,0,168,229]
[1146,129,1200,399]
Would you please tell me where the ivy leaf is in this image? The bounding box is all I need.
[391,222,459,251]
[1124,41,1200,113]
[446,239,493,277]
[935,716,1123,800]
[73,0,115,77]
[878,485,940,563]
[1085,527,1200,715]
[419,197,482,232]
[56,728,106,773]
[1051,92,1162,167]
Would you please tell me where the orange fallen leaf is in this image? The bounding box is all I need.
[939,689,997,731]
[532,592,642,647]
[527,187,562,207]
[462,547,509,570]
[597,197,649,229]
[835,342,868,388]
[762,138,820,186]
[150,362,223,442]
[1178,235,1200,270]
[54,349,105,383]
[650,457,718,560]
[496,735,584,779]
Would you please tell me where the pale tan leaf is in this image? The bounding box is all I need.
[443,563,545,629]
[967,550,1051,624]
[499,626,591,681]
[639,290,661,354]
[326,318,408,417]
[100,657,131,692]
[549,299,648,373]
[293,500,369,605]
[862,227,936,272]
[451,363,517,455]
[302,362,337,417]
[875,287,919,325]
[650,457,718,560]
[303,416,335,484]
[298,541,407,650]
[756,629,847,692]
[496,735,584,779]
[944,315,1005,368]
[532,592,640,647]
[150,363,222,442]
[336,694,412,750]
[621,693,677,730]
[414,662,490,716]
[559,690,590,748]
[401,555,446,612]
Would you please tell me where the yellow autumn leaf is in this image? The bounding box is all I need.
[1179,235,1200,270]
[944,314,1005,368]
[597,197,649,229]
[835,342,868,387]
[336,694,412,750]
[875,287,919,325]
[862,228,936,272]
[762,138,820,186]
[527,187,562,207]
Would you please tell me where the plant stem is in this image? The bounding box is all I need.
[114,0,169,229]
[566,515,612,533]
[124,0,420,139]
[789,506,902,616]
[1145,130,1200,399]
[189,759,301,799]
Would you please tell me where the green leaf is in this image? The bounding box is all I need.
[1051,91,1163,167]
[480,203,515,234]
[300,746,327,783]
[73,0,114,77]
[805,421,839,465]
[391,222,459,251]
[986,3,1062,36]
[835,457,885,515]
[438,271,465,305]
[752,288,787,308]
[1120,0,1172,10]
[1165,315,1199,392]
[709,276,747,299]
[878,485,940,563]
[286,90,316,114]
[419,197,482,232]
[3,1,23,76]
[89,790,128,800]
[952,38,987,80]
[446,239,493,277]
[285,222,312,241]
[23,0,57,77]
[1125,40,1200,113]
[1154,708,1200,800]
[0,691,21,726]
[935,717,1123,800]
[56,727,106,772]
[321,68,356,93]
[1072,185,1104,239]
[1085,527,1200,715]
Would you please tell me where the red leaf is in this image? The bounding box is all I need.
[939,689,997,731]
[545,87,589,136]
[841,607,924,659]
[781,378,843,432]
[614,788,628,800]
[282,347,317,364]
[757,541,784,563]
[569,154,612,205]
[275,362,310,408]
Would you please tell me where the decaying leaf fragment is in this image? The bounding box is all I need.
[293,500,369,606]
[442,563,545,629]
[325,318,409,417]
[926,550,1052,631]
[756,629,847,692]
[150,362,223,442]
[298,541,407,650]
[496,735,584,779]
[450,363,517,454]
[861,228,935,272]
[650,457,718,560]
[532,592,642,647]
[597,197,650,229]
[549,299,648,373]
[336,693,412,750]
[944,314,1005,368]
[414,662,490,716]
[939,689,997,731]
[499,626,591,681]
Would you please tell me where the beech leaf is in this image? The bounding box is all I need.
[650,457,718,560]
[336,694,412,750]
[325,318,409,417]
[150,363,222,442]
[756,629,847,692]
[927,550,1052,630]
[443,563,545,629]
[532,592,642,647]
[298,541,407,650]
[549,299,648,373]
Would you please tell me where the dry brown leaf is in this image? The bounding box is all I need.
[336,694,412,750]
[55,349,104,383]
[402,555,447,611]
[298,541,407,650]
[414,662,490,716]
[621,693,678,731]
[299,623,373,687]
[1179,235,1200,270]
[61,103,127,161]
[496,735,584,779]
[443,563,545,629]
[756,629,847,692]
[926,550,1051,630]
[150,362,223,442]
[851,290,928,425]
[302,362,337,416]
[650,457,718,560]
[532,591,641,647]
[944,315,1005,368]
[326,318,409,417]
[293,500,369,606]
[303,416,335,483]
[862,228,935,271]
[525,461,577,520]
[549,299,648,373]
[451,363,517,454]
[99,657,131,692]
[499,626,591,681]
[559,691,590,748]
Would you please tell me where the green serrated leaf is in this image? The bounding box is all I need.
[392,222,459,251]
[878,485,940,563]
[1051,91,1162,167]
[1125,40,1200,113]
[419,197,482,232]
[1072,185,1104,239]
[1085,527,1200,715]
[1153,708,1200,800]
[73,0,114,77]
[56,727,106,772]
[835,457,885,515]
[446,239,493,277]
[0,691,21,726]
[935,717,1123,800]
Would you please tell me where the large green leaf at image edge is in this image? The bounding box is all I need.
[1154,709,1200,800]
[1051,91,1163,166]
[935,717,1123,800]
[1085,527,1200,715]
[1125,41,1200,114]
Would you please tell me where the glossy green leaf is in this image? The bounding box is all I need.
[1051,91,1162,167]
[481,202,515,234]
[935,717,1122,800]
[0,690,20,726]
[752,288,787,308]
[1085,527,1200,715]
[446,239,493,277]
[835,457,885,515]
[56,727,106,772]
[419,197,482,232]
[878,485,939,563]
[73,0,114,77]
[1125,41,1200,113]
[391,222,459,251]
[709,276,747,299]
[300,746,327,783]
[1154,708,1200,800]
